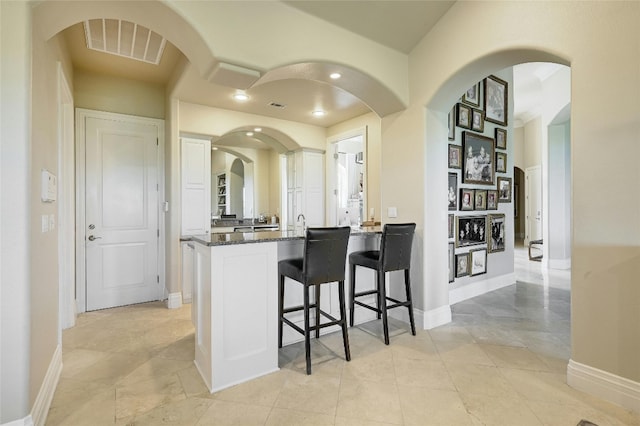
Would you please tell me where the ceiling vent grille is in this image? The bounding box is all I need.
[83,19,166,65]
[268,102,286,109]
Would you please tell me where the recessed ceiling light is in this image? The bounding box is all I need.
[233,92,249,101]
[253,127,262,132]
[246,132,254,137]
[212,146,218,151]
[312,110,326,117]
[330,72,341,80]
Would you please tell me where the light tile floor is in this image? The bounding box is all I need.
[48,249,639,426]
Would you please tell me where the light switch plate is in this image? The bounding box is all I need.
[41,215,49,233]
[387,207,397,218]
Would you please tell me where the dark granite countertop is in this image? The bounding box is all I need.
[184,226,382,247]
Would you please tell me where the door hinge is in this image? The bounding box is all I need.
[157,229,160,237]
[157,275,159,283]
[156,138,159,146]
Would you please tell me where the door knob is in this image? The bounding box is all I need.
[88,235,102,241]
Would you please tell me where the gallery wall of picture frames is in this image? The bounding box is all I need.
[446,74,511,285]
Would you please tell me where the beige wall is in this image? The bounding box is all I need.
[74,70,165,119]
[382,1,639,384]
[29,30,74,408]
[523,116,542,169]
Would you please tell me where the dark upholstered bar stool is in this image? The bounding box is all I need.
[278,227,351,375]
[349,223,416,345]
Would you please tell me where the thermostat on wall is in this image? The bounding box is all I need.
[41,169,57,202]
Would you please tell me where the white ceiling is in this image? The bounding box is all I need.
[62,2,563,137]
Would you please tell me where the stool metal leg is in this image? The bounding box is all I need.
[278,274,285,348]
[315,284,321,338]
[379,270,390,345]
[404,269,416,336]
[349,263,356,326]
[376,272,382,320]
[303,285,312,375]
[338,280,351,361]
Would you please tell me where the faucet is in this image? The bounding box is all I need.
[297,214,306,231]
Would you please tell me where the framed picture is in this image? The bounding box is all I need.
[475,189,487,211]
[459,188,474,211]
[487,190,498,210]
[495,128,507,149]
[489,214,506,253]
[496,152,507,173]
[448,144,462,169]
[469,248,488,276]
[484,75,508,126]
[497,177,512,203]
[471,109,485,132]
[456,215,487,247]
[448,107,455,141]
[462,82,481,108]
[448,173,458,211]
[456,103,472,129]
[448,214,454,239]
[462,131,495,185]
[455,253,470,278]
[448,242,455,283]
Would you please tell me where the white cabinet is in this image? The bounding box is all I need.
[286,150,325,230]
[181,137,211,235]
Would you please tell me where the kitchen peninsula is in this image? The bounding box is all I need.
[185,227,382,393]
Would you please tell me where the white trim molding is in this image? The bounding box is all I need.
[449,272,516,305]
[422,305,452,330]
[166,292,183,309]
[568,359,640,413]
[1,417,33,426]
[548,257,571,270]
[32,344,62,426]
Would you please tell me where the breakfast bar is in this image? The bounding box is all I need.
[187,227,382,393]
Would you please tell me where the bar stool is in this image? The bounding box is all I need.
[278,226,351,375]
[349,223,416,345]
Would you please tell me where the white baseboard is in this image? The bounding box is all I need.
[387,305,425,330]
[31,344,62,426]
[449,273,516,305]
[548,257,571,270]
[567,359,640,413]
[422,305,452,330]
[166,292,182,309]
[1,416,33,426]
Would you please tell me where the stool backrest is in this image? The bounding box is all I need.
[303,227,351,285]
[380,223,416,272]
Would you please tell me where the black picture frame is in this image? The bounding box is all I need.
[462,131,495,185]
[462,82,481,108]
[456,103,472,129]
[496,152,507,173]
[448,214,454,239]
[475,189,487,211]
[460,188,474,211]
[471,109,485,132]
[488,214,506,253]
[469,248,488,276]
[448,107,455,141]
[487,190,498,210]
[448,242,455,283]
[456,215,487,248]
[455,253,470,278]
[498,177,512,203]
[495,128,507,149]
[448,173,458,211]
[484,75,508,126]
[449,144,462,169]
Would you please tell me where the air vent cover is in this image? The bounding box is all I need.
[268,102,286,109]
[83,19,166,65]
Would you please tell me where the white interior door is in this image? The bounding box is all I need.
[85,116,160,311]
[525,165,542,245]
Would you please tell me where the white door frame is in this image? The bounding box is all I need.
[525,165,542,246]
[58,63,75,332]
[75,108,165,313]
